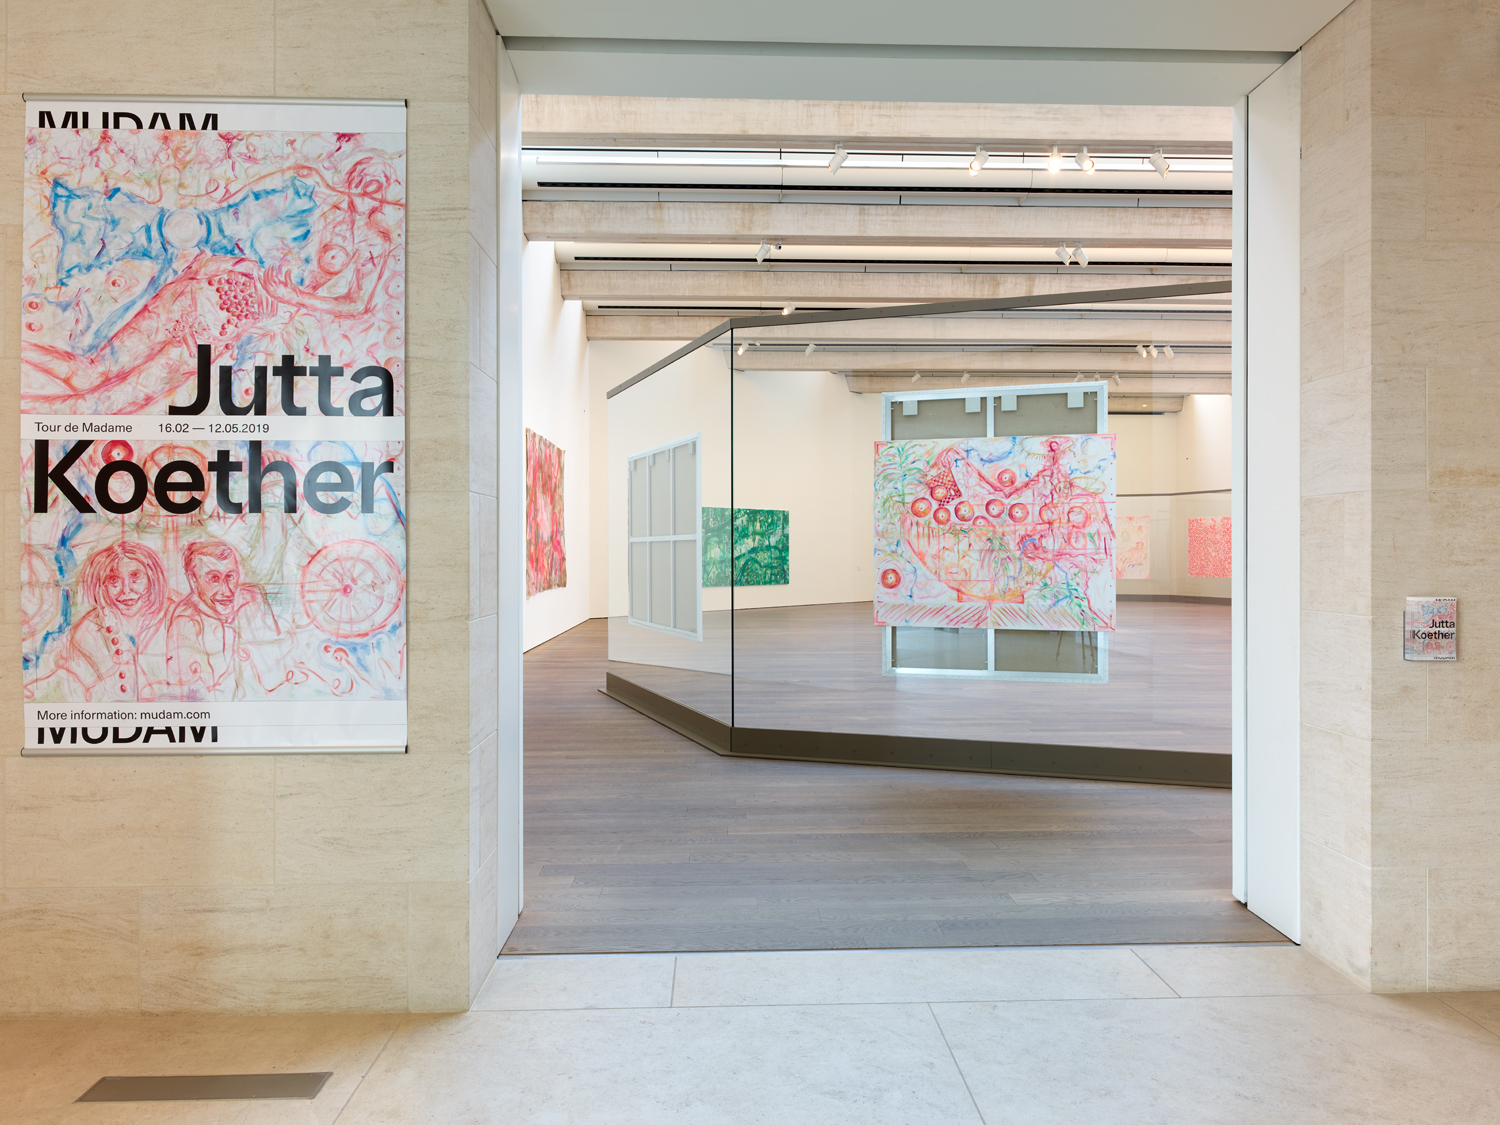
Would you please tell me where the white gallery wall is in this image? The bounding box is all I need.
[521,240,592,650]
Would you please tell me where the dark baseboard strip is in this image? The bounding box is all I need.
[602,674,731,755]
[1118,594,1232,605]
[602,674,1229,788]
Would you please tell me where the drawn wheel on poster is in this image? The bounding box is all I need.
[21,546,61,641]
[300,540,404,639]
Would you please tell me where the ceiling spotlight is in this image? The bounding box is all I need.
[968,146,989,176]
[805,342,817,356]
[756,240,771,263]
[1135,344,1148,358]
[1147,344,1159,358]
[1055,242,1073,265]
[828,144,848,173]
[960,371,972,385]
[1075,146,1095,174]
[1148,148,1170,177]
[1111,374,1122,386]
[1162,344,1174,358]
[1072,243,1088,268]
[910,372,922,385]
[1047,147,1062,174]
[782,304,795,316]
[737,342,748,356]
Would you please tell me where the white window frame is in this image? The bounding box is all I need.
[626,433,703,642]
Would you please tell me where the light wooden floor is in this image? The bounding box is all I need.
[507,618,1284,955]
[610,600,1231,754]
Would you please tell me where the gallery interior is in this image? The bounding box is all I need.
[6,1,1500,1121]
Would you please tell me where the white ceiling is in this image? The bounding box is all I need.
[485,0,1347,52]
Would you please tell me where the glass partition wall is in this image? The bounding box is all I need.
[606,286,1233,785]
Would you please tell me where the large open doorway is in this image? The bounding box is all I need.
[511,96,1290,954]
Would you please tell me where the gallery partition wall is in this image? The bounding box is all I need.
[604,280,1235,793]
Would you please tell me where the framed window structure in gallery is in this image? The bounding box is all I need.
[626,434,703,641]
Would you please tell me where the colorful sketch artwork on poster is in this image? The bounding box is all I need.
[1117,515,1151,579]
[1187,516,1232,578]
[525,429,566,597]
[21,101,408,753]
[874,435,1117,631]
[702,507,789,587]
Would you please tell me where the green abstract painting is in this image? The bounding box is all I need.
[702,507,790,587]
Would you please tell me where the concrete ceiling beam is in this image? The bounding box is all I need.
[524,200,1231,247]
[733,349,1230,374]
[585,314,1232,344]
[520,95,1234,154]
[562,269,1232,305]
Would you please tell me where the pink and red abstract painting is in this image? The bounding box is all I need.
[1187,516,1232,578]
[526,429,567,597]
[1116,514,1151,579]
[874,434,1117,631]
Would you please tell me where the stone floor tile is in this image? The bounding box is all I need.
[933,993,1500,1124]
[337,1004,982,1124]
[1132,943,1367,996]
[472,953,676,1010]
[671,946,1174,1007]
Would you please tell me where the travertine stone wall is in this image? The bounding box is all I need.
[1301,0,1500,991]
[0,0,502,1014]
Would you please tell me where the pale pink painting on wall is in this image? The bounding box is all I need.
[526,428,567,597]
[1187,516,1232,578]
[874,434,1117,631]
[1116,514,1151,579]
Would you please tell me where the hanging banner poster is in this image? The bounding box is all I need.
[21,99,407,754]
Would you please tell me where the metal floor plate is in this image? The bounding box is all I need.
[77,1073,331,1102]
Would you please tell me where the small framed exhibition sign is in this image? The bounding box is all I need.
[21,97,407,754]
[1404,596,1457,662]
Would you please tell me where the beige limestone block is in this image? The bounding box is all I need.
[140,884,409,1013]
[1370,0,1500,119]
[0,98,22,228]
[1300,367,1372,498]
[1340,242,1374,375]
[1373,740,1500,868]
[469,237,498,380]
[406,490,471,622]
[1371,116,1427,243]
[468,0,498,147]
[1301,838,1373,988]
[1364,367,1425,492]
[1301,724,1372,865]
[1427,657,1500,744]
[1368,864,1429,993]
[406,226,472,365]
[406,100,472,234]
[471,493,499,619]
[469,732,498,878]
[406,359,473,491]
[470,109,498,265]
[469,361,498,494]
[4,757,274,887]
[1372,242,1500,367]
[1301,610,1373,742]
[1300,123,1373,273]
[1427,368,1500,488]
[469,616,499,748]
[274,754,468,884]
[1430,867,1500,990]
[7,0,275,96]
[405,619,471,754]
[0,888,140,1015]
[1300,493,1372,618]
[1300,0,1371,154]
[1376,491,1500,651]
[468,849,500,1002]
[274,0,467,103]
[409,880,471,1012]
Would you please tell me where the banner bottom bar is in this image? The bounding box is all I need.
[21,745,408,757]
